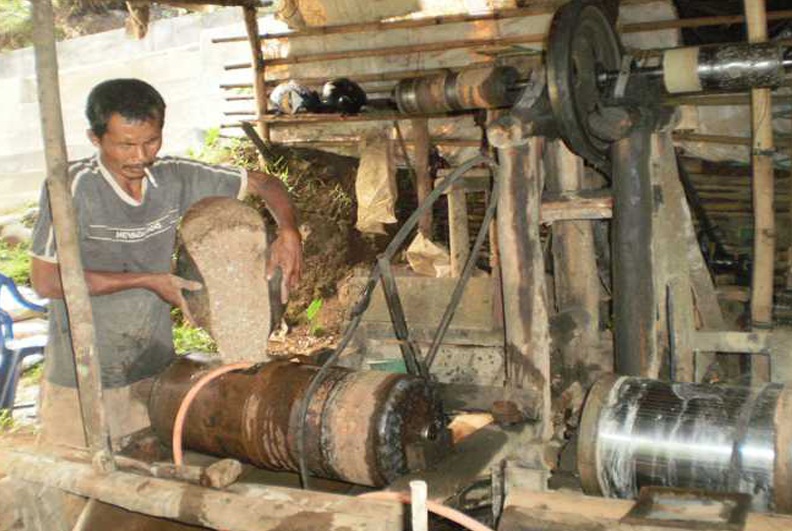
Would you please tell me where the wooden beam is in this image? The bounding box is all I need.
[540,189,613,223]
[412,118,432,238]
[546,140,607,384]
[0,447,403,531]
[745,0,775,384]
[224,33,546,69]
[242,5,269,142]
[448,186,469,277]
[31,0,113,470]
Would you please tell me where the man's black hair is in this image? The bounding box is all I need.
[86,78,166,138]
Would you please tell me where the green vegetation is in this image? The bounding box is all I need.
[304,298,324,336]
[0,0,34,51]
[173,322,217,354]
[0,240,31,286]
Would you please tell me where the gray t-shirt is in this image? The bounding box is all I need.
[30,154,247,388]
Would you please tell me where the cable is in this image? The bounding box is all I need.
[296,154,496,489]
[171,362,254,467]
[359,491,494,531]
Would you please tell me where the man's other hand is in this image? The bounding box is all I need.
[267,228,303,304]
[150,274,203,325]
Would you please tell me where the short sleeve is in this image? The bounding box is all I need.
[170,158,247,213]
[29,183,58,263]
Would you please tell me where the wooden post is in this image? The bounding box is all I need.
[243,4,269,142]
[744,0,775,383]
[31,0,114,470]
[412,118,433,237]
[545,140,606,384]
[495,138,552,441]
[448,187,470,277]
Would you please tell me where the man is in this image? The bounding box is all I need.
[29,78,302,448]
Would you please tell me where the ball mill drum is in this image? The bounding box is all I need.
[578,375,792,512]
[149,356,447,487]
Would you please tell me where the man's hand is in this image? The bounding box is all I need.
[149,274,203,325]
[267,229,303,304]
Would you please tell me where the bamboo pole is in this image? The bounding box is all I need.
[744,0,776,384]
[224,32,546,70]
[31,0,114,471]
[242,4,269,142]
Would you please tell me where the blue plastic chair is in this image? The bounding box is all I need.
[0,273,47,413]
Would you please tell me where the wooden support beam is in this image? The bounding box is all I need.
[0,447,403,531]
[412,118,432,238]
[745,0,775,384]
[540,189,613,223]
[242,5,269,142]
[448,186,470,277]
[546,140,606,384]
[31,0,113,469]
[495,137,552,440]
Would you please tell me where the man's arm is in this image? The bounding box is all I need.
[246,170,303,300]
[31,258,201,322]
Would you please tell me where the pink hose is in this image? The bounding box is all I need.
[171,362,254,467]
[359,491,494,531]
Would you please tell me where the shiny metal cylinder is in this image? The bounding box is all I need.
[578,375,792,512]
[394,65,519,114]
[149,356,446,487]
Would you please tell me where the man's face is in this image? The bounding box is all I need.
[89,113,163,183]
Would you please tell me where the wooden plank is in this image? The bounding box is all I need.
[31,0,113,469]
[0,447,403,531]
[693,331,771,354]
[540,189,613,223]
[501,489,792,531]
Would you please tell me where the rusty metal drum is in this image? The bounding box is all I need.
[149,356,447,487]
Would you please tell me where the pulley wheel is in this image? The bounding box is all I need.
[546,0,622,170]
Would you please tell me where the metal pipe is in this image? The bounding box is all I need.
[149,356,447,487]
[611,125,654,377]
[578,375,792,513]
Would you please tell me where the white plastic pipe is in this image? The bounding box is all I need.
[410,480,429,531]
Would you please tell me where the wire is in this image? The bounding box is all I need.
[359,491,494,531]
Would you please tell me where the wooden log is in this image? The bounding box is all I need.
[500,489,792,531]
[412,118,432,238]
[495,137,552,439]
[546,140,605,383]
[0,447,403,530]
[745,0,775,384]
[243,4,269,142]
[31,0,113,469]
